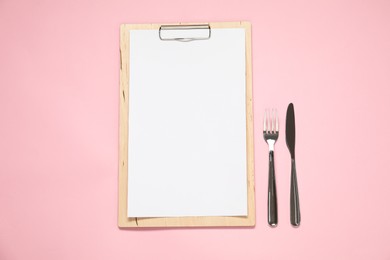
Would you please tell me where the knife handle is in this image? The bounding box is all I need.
[290,159,301,227]
[268,151,278,227]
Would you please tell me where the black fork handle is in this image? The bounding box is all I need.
[290,159,301,227]
[268,150,278,227]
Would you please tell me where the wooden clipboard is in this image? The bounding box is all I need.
[118,22,255,228]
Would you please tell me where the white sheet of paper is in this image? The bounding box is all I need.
[127,28,247,217]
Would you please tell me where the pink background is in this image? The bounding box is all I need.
[1,0,390,259]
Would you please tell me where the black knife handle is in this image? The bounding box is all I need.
[268,151,278,227]
[290,159,301,227]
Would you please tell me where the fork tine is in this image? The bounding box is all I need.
[263,111,267,132]
[267,109,271,133]
[271,109,275,133]
[275,109,279,132]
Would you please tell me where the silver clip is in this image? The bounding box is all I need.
[159,24,211,42]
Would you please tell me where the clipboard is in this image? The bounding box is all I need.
[118,22,254,228]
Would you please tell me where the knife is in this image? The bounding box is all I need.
[286,103,301,227]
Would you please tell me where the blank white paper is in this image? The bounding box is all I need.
[127,28,247,217]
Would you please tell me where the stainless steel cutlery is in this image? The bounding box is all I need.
[286,103,301,227]
[263,103,301,227]
[263,109,279,227]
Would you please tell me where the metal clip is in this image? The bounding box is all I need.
[159,24,211,42]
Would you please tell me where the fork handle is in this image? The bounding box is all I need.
[290,159,301,227]
[268,151,278,227]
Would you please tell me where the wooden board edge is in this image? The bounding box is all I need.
[119,214,255,228]
[244,22,256,228]
[118,25,137,228]
[120,21,252,30]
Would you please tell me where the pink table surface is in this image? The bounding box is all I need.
[1,0,390,259]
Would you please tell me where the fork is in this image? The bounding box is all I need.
[263,109,279,227]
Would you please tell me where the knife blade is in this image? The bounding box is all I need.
[286,103,301,227]
[286,104,296,159]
